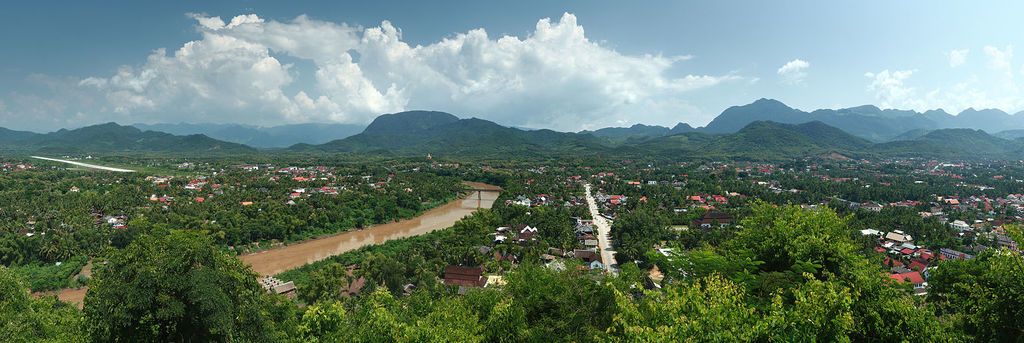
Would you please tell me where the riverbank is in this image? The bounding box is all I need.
[52,181,501,308]
[239,181,501,276]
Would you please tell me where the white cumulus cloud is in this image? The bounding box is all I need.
[864,69,926,110]
[984,45,1013,77]
[69,12,741,130]
[948,49,968,67]
[777,59,809,85]
[865,68,1024,115]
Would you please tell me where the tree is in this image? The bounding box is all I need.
[299,263,351,304]
[606,273,760,342]
[0,266,86,343]
[610,208,669,266]
[298,301,347,343]
[83,231,280,342]
[928,249,1024,341]
[503,263,616,341]
[654,202,951,341]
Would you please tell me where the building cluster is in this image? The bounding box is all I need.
[89,211,127,229]
[862,229,935,295]
[1,163,34,171]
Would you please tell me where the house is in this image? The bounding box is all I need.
[443,265,487,288]
[861,203,883,212]
[918,249,934,260]
[885,231,913,244]
[939,248,974,260]
[883,257,905,268]
[996,234,1019,251]
[692,211,734,229]
[515,225,538,243]
[860,229,882,236]
[574,250,602,264]
[259,277,297,298]
[493,251,516,263]
[888,271,927,295]
[950,220,972,231]
[909,260,928,272]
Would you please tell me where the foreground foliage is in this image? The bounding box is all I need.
[84,231,281,342]
[1,176,1022,342]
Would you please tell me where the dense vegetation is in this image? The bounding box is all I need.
[1,153,1023,341]
[0,156,464,292]
[3,202,1020,341]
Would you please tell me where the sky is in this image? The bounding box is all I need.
[1,1,1022,132]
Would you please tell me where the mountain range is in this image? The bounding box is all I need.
[582,98,1024,142]
[3,99,1024,159]
[290,106,1024,160]
[0,123,255,154]
[133,122,365,148]
[290,111,609,155]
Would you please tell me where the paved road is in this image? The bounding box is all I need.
[31,156,135,172]
[584,183,618,274]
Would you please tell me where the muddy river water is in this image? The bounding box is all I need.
[240,181,501,276]
[55,181,501,307]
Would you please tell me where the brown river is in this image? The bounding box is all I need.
[53,181,501,308]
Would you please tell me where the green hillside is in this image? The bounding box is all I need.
[0,122,256,154]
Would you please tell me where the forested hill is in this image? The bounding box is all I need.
[289,111,610,156]
[583,98,1024,142]
[0,122,256,154]
[3,109,1024,159]
[289,110,1024,160]
[133,122,366,148]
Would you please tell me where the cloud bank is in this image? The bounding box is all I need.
[59,13,738,131]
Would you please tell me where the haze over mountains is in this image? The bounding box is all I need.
[289,107,1024,160]
[584,98,1024,142]
[4,99,1024,159]
[133,123,365,148]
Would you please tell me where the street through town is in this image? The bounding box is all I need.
[584,183,619,274]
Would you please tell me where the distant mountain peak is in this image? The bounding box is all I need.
[362,110,460,134]
[752,98,785,105]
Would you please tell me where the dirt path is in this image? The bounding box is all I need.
[55,288,87,308]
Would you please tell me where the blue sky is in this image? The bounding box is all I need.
[1,1,1021,131]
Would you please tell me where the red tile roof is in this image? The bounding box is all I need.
[889,271,925,285]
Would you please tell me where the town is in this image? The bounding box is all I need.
[2,153,1021,341]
